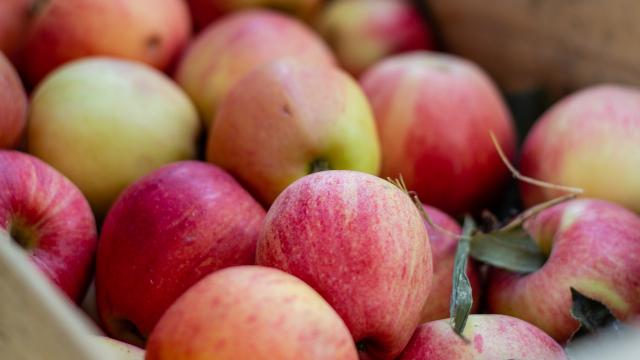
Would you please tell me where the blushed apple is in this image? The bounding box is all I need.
[257,170,431,359]
[146,266,358,360]
[90,336,144,360]
[96,161,265,345]
[0,51,27,149]
[487,199,640,342]
[0,150,97,302]
[27,57,199,218]
[316,0,434,77]
[0,0,32,60]
[187,0,322,30]
[360,52,517,216]
[520,84,640,213]
[420,204,481,323]
[175,9,335,128]
[206,60,380,205]
[398,314,567,359]
[18,0,191,85]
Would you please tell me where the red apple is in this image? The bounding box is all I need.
[0,0,32,60]
[487,199,640,342]
[398,314,567,359]
[520,84,640,213]
[96,161,265,345]
[256,170,431,360]
[0,150,97,302]
[360,52,517,216]
[0,51,27,149]
[187,0,323,30]
[18,0,191,86]
[175,9,335,128]
[316,0,434,76]
[206,60,381,205]
[420,204,481,323]
[146,266,358,360]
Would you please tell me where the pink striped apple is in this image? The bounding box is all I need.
[0,0,32,60]
[0,52,27,149]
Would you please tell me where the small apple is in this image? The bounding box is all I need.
[27,57,199,218]
[175,9,335,128]
[187,0,323,30]
[360,52,517,216]
[96,161,265,345]
[420,204,481,323]
[146,266,358,360]
[316,0,434,76]
[207,60,380,205]
[487,199,640,342]
[90,336,144,360]
[0,150,97,302]
[257,170,431,360]
[18,0,191,85]
[520,84,640,213]
[0,51,27,149]
[0,0,32,60]
[398,314,567,359]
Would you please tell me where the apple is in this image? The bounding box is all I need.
[256,170,431,359]
[146,266,358,360]
[18,0,191,86]
[0,0,32,60]
[360,52,517,216]
[96,161,266,345]
[316,0,434,77]
[206,60,380,205]
[90,336,144,360]
[0,51,27,149]
[175,9,335,128]
[398,314,567,359]
[187,0,323,30]
[487,199,640,342]
[27,57,199,218]
[420,204,481,323]
[0,150,97,302]
[520,84,640,213]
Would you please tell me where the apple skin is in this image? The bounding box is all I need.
[146,266,358,360]
[0,150,97,302]
[398,314,567,360]
[90,336,144,360]
[360,52,517,216]
[187,0,322,30]
[96,161,265,345]
[206,60,380,205]
[487,199,640,343]
[0,51,27,149]
[256,170,431,360]
[18,0,191,86]
[0,0,32,60]
[520,84,640,213]
[27,57,199,218]
[175,9,335,128]
[420,204,481,323]
[316,0,434,77]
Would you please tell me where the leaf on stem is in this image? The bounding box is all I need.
[469,227,546,273]
[450,216,475,338]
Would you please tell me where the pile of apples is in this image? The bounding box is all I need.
[2,0,640,359]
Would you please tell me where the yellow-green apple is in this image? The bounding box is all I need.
[398,314,567,359]
[0,0,32,60]
[175,9,335,128]
[420,204,481,323]
[27,57,199,218]
[520,85,640,213]
[256,170,431,359]
[187,0,322,30]
[360,52,517,216]
[316,0,434,77]
[18,0,191,86]
[146,266,358,360]
[0,150,97,302]
[96,161,265,345]
[90,336,144,360]
[487,199,640,342]
[206,60,380,205]
[0,51,27,149]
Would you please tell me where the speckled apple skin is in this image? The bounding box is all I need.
[0,53,26,149]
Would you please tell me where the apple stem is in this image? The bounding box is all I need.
[499,193,579,233]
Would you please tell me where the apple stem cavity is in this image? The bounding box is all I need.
[569,287,624,340]
[449,216,475,339]
[309,158,331,174]
[8,218,38,252]
[108,318,146,347]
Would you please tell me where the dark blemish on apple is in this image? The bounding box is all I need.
[146,34,162,53]
[281,104,292,116]
[28,0,50,18]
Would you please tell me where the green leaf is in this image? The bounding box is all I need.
[469,227,546,273]
[449,216,475,338]
[570,287,622,338]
